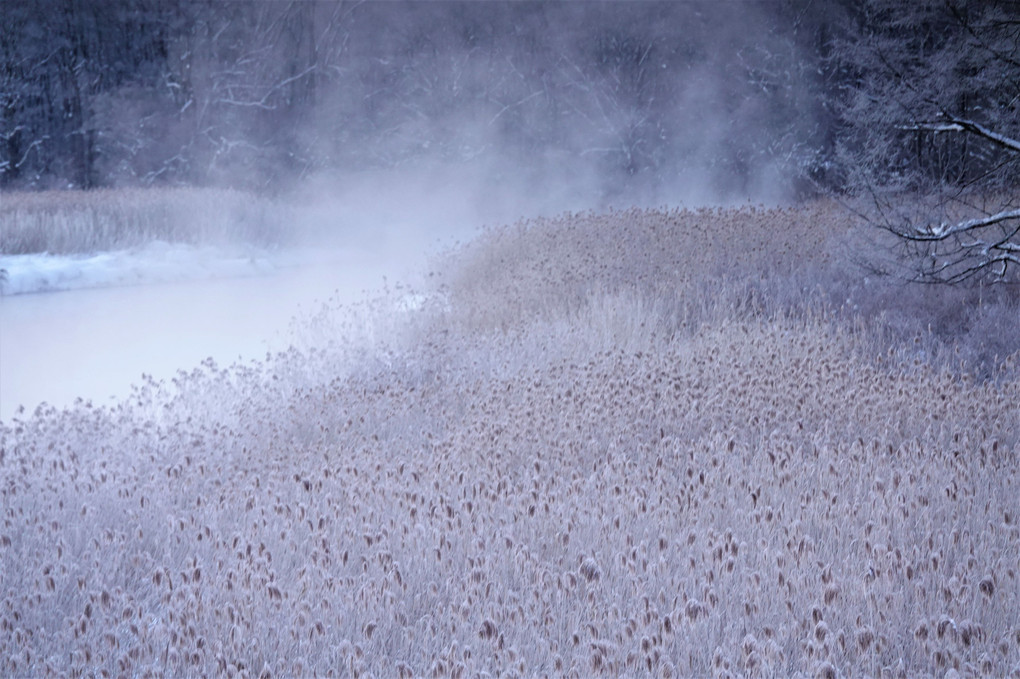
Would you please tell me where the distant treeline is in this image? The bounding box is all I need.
[1,1,1012,201]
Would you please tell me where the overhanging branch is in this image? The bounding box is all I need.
[900,116,1020,154]
[901,208,1020,240]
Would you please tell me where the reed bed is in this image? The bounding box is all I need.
[0,188,290,255]
[1,201,1019,678]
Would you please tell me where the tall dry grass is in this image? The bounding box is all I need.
[0,188,291,255]
[1,200,1019,678]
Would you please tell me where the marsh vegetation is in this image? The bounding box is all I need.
[2,201,1018,678]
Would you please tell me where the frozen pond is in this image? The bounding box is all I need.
[0,250,403,422]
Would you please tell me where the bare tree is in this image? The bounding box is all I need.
[832,0,1020,284]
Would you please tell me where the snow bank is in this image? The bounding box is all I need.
[0,241,350,296]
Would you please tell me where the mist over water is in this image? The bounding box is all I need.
[0,160,592,420]
[0,172,500,421]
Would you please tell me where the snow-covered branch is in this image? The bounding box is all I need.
[886,209,1020,283]
[902,116,1020,154]
[906,208,1020,240]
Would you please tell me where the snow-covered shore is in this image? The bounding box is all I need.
[0,242,354,296]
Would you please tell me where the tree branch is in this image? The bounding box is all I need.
[902,116,1020,154]
[899,208,1020,241]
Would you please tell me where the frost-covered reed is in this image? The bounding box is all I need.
[1,201,1019,678]
[0,187,290,255]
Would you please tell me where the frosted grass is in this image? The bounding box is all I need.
[0,187,290,256]
[1,202,1018,678]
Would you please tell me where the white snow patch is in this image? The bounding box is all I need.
[0,242,357,296]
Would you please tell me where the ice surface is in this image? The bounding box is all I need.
[0,243,423,422]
